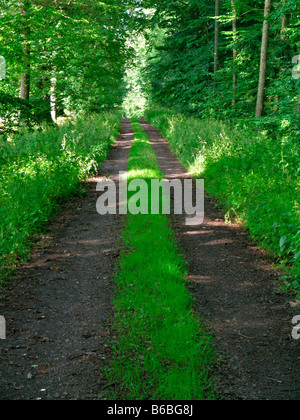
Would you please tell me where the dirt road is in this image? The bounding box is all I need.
[0,119,133,400]
[1,117,299,401]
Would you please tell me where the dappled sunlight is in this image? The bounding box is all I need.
[1,0,299,401]
[127,168,159,181]
[147,109,300,292]
[183,229,215,236]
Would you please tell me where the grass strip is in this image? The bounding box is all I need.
[107,118,216,400]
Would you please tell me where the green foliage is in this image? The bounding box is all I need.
[0,112,121,282]
[142,0,300,127]
[145,107,300,297]
[0,92,37,134]
[107,118,216,400]
[122,35,149,117]
[139,0,300,296]
[0,0,138,127]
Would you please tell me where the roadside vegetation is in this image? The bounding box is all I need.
[0,1,137,285]
[0,113,121,283]
[145,108,300,297]
[122,0,299,300]
[107,118,216,400]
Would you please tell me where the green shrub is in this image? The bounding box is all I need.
[0,113,121,281]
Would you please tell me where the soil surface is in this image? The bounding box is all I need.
[0,119,133,400]
[139,118,300,401]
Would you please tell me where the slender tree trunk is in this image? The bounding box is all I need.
[275,4,288,112]
[19,1,30,102]
[255,0,272,117]
[281,11,287,41]
[232,0,237,109]
[214,0,220,74]
[20,72,30,102]
[50,68,57,123]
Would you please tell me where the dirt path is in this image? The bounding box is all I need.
[0,119,133,400]
[139,119,300,401]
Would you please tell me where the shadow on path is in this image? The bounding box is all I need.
[0,119,133,400]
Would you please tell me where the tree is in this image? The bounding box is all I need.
[0,0,139,127]
[19,0,31,102]
[214,0,220,75]
[255,0,272,117]
[231,0,237,109]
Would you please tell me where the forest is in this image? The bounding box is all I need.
[0,0,299,402]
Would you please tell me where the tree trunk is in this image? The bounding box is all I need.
[275,4,288,112]
[232,0,237,109]
[19,1,31,102]
[255,0,272,117]
[50,69,57,123]
[20,73,30,102]
[281,10,287,41]
[214,0,220,74]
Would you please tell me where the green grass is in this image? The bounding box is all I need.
[107,118,216,400]
[0,113,121,282]
[145,107,300,297]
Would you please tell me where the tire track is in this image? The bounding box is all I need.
[0,119,133,400]
[139,118,300,401]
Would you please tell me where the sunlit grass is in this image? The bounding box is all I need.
[0,113,121,283]
[107,118,216,400]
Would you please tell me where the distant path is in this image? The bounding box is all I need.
[0,119,133,400]
[139,118,300,401]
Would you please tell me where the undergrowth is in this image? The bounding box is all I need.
[0,113,121,283]
[145,107,300,298]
